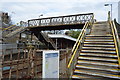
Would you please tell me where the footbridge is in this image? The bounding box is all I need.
[28,13,94,49]
[28,13,94,30]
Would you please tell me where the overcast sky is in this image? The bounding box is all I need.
[1,0,120,24]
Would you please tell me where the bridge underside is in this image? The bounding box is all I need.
[29,24,84,31]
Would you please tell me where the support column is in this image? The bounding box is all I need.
[56,38,57,50]
[16,48,20,79]
[9,50,13,78]
[31,32,33,42]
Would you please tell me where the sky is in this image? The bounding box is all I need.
[0,0,120,24]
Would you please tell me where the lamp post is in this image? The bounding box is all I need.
[104,4,112,20]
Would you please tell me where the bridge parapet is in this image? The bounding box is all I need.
[28,13,94,27]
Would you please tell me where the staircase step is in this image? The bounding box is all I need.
[74,69,119,76]
[72,75,92,79]
[85,38,113,40]
[85,39,113,42]
[82,47,115,51]
[78,60,119,67]
[76,65,120,73]
[76,63,118,70]
[78,56,118,62]
[81,50,116,54]
[74,69,120,79]
[80,53,118,58]
[86,37,113,39]
[84,44,114,47]
[86,35,112,37]
[84,42,114,44]
[91,28,110,30]
[72,74,112,80]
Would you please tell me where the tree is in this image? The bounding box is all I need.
[65,30,81,39]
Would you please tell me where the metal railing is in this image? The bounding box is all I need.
[28,13,94,27]
[1,21,28,37]
[0,25,16,31]
[67,21,93,78]
[110,20,120,68]
[40,32,56,49]
[5,27,27,38]
[1,25,18,37]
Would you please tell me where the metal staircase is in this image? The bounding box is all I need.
[40,32,56,49]
[68,21,120,80]
[33,31,56,49]
[2,25,19,37]
[5,27,27,38]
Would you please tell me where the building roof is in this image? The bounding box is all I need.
[48,34,77,41]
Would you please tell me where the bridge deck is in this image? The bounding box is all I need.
[28,13,94,30]
[29,23,85,30]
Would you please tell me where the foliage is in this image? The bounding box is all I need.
[65,30,81,39]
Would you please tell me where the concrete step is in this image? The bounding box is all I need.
[75,68,119,76]
[94,21,107,24]
[76,64,120,73]
[72,74,113,80]
[77,62,119,70]
[90,33,111,35]
[80,53,118,58]
[84,42,114,44]
[85,37,113,39]
[86,35,112,37]
[77,60,119,67]
[72,75,93,80]
[74,69,120,79]
[91,28,110,30]
[84,44,115,48]
[82,47,115,51]
[78,56,118,62]
[85,39,113,42]
[81,50,116,54]
[91,27,110,30]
